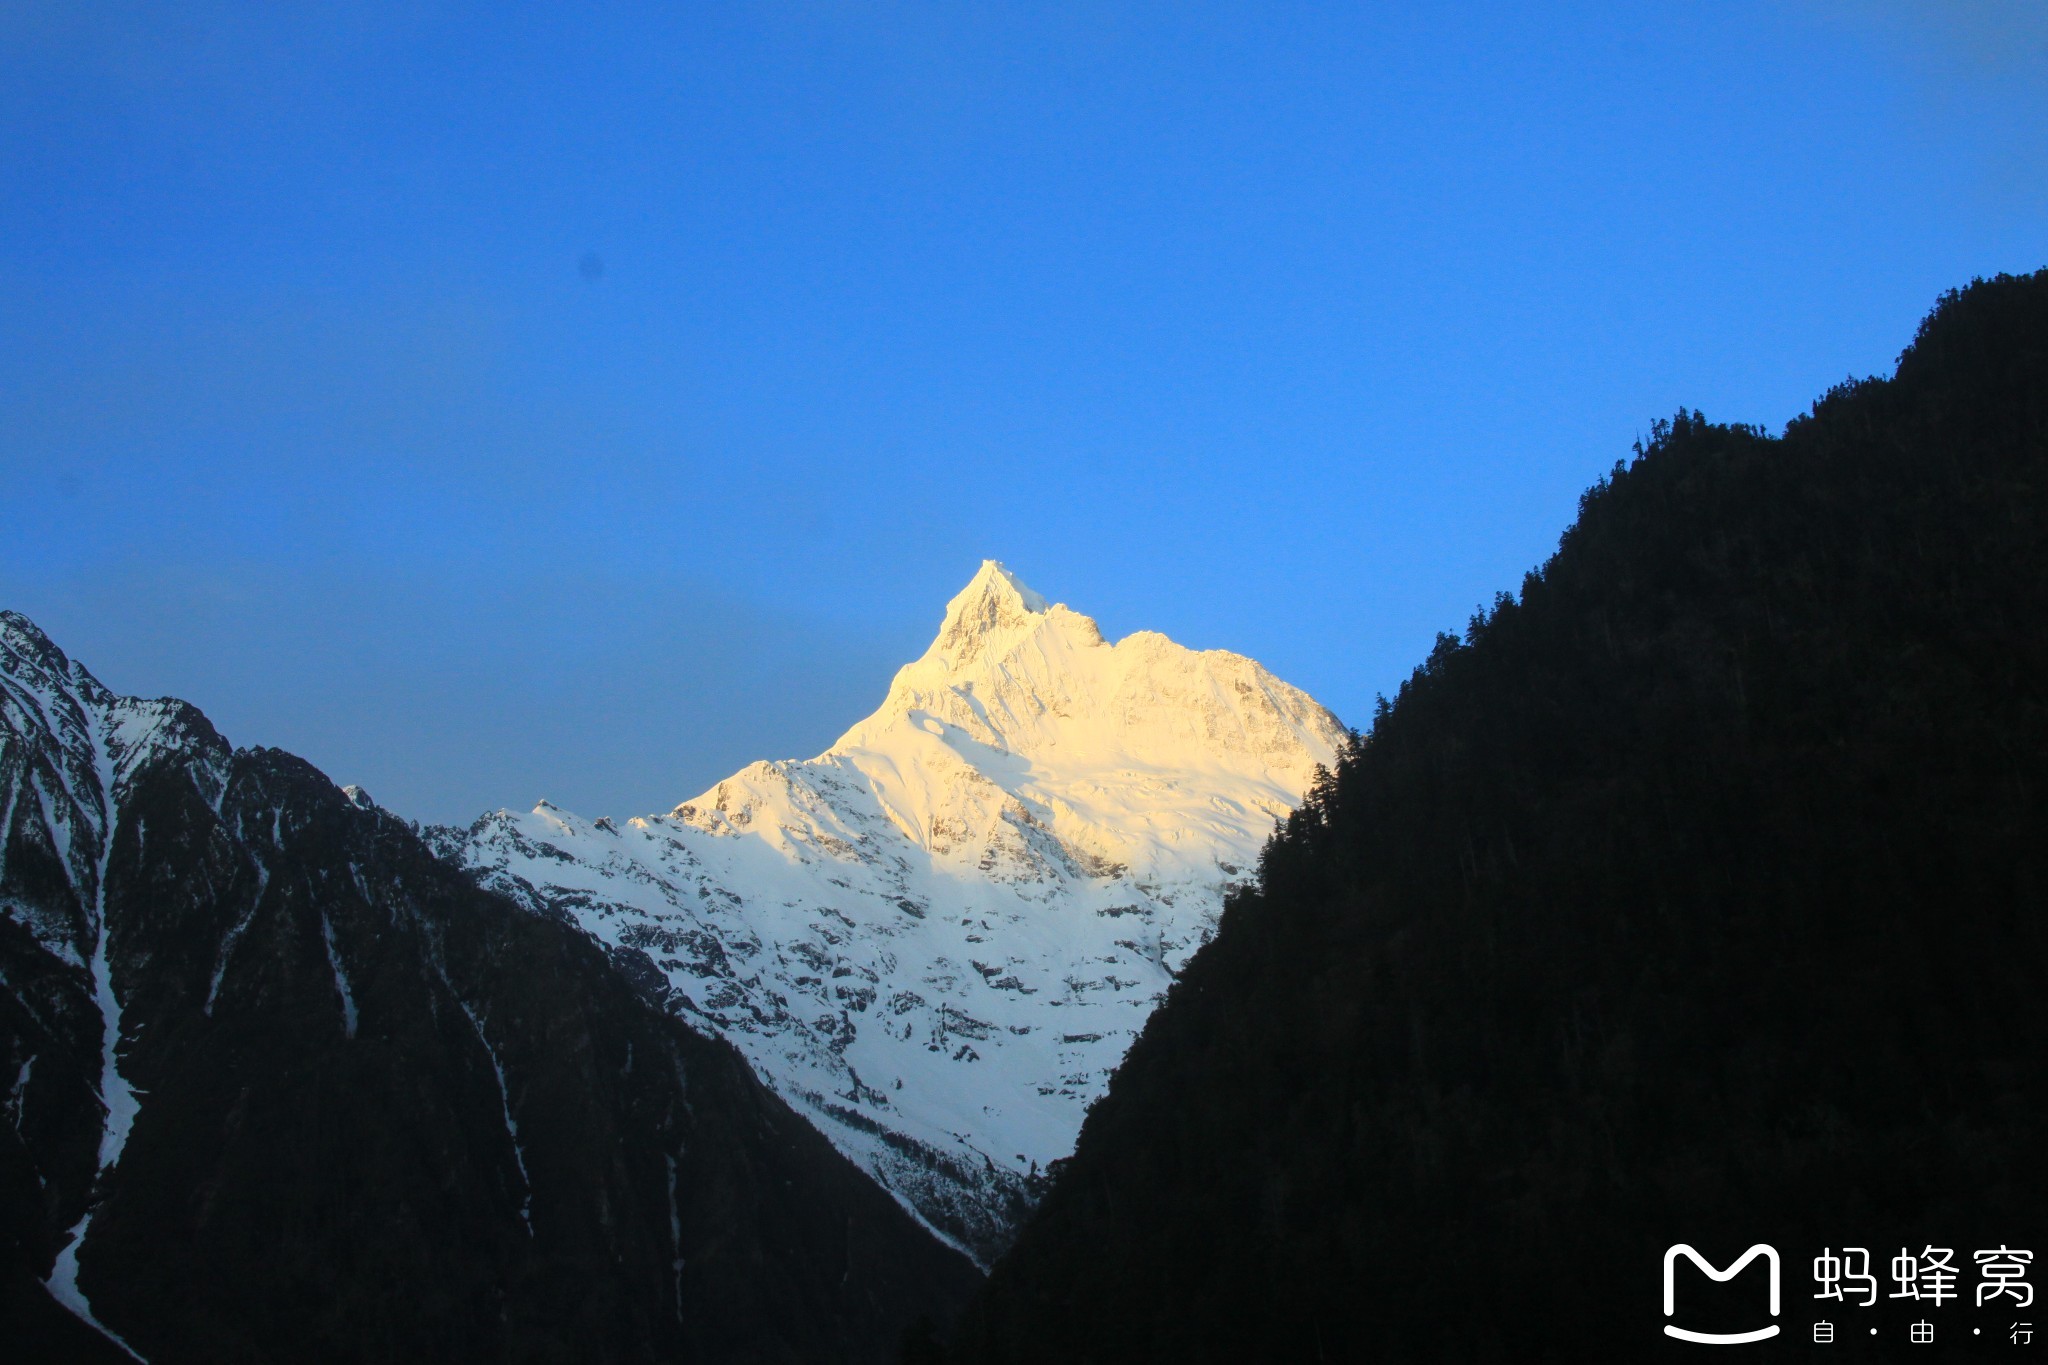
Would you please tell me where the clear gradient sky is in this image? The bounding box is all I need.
[4,1,2044,824]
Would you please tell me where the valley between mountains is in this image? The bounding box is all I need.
[0,559,1342,1362]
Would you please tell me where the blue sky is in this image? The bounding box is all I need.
[3,1,2043,823]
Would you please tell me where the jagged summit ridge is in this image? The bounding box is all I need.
[836,561,1329,771]
[925,560,1051,669]
[443,564,1346,1263]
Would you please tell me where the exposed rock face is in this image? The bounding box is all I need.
[0,611,977,1364]
[441,563,1346,1263]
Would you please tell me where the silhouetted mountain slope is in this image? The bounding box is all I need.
[0,614,978,1364]
[952,271,2048,1362]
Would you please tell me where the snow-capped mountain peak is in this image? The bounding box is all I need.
[838,561,1327,774]
[924,558,1053,668]
[442,565,1346,1263]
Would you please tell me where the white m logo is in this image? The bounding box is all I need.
[1662,1244,1781,1344]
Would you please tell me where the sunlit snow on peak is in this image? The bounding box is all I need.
[446,567,1344,1263]
[922,560,1054,670]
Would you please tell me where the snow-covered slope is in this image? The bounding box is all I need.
[440,563,1346,1261]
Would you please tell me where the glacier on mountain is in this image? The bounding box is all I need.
[438,563,1346,1262]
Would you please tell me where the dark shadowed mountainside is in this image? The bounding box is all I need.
[0,614,978,1364]
[950,271,2048,1362]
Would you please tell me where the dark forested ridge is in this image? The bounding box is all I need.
[0,616,978,1365]
[950,272,2048,1362]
